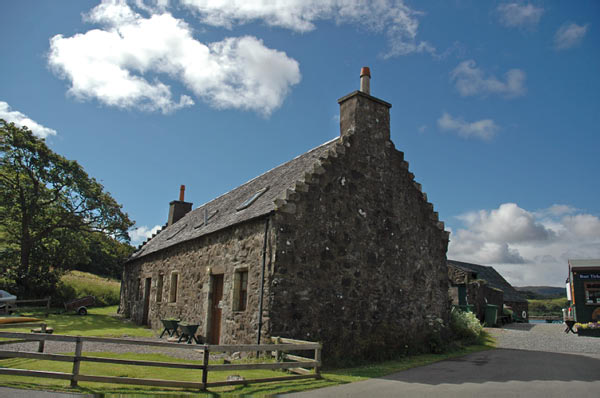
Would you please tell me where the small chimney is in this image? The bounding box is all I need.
[360,67,371,95]
[337,67,392,141]
[168,185,193,226]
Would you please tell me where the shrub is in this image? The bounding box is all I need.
[450,307,483,343]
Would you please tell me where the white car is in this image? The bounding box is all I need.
[0,290,17,313]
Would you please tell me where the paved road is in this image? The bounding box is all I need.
[281,348,600,398]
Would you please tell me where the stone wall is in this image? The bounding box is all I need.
[267,91,450,363]
[121,216,275,345]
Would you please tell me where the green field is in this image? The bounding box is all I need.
[528,298,569,317]
[57,270,121,307]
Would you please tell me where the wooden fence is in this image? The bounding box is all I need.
[0,331,321,390]
[0,297,51,317]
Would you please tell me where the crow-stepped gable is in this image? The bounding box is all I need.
[121,68,450,363]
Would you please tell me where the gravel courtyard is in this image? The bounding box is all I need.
[486,322,600,358]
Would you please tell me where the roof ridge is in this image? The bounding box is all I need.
[193,136,340,211]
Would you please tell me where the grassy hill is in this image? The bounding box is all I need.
[514,286,566,299]
[56,270,121,307]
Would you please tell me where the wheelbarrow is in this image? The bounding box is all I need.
[64,295,95,315]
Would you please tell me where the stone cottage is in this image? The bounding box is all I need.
[448,260,529,322]
[120,68,450,362]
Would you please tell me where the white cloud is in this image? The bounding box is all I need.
[48,1,300,115]
[130,224,162,246]
[448,203,600,286]
[533,204,577,218]
[554,22,589,50]
[180,0,434,57]
[497,3,544,28]
[450,60,526,98]
[437,112,499,140]
[0,101,57,138]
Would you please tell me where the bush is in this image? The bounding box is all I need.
[450,308,483,343]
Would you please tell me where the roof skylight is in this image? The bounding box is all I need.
[236,187,269,211]
[166,223,187,240]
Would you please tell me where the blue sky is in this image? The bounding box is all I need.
[1,0,598,286]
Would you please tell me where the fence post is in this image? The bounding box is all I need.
[314,344,321,378]
[71,337,83,387]
[201,345,209,390]
[37,324,46,353]
[274,336,282,362]
[45,297,51,317]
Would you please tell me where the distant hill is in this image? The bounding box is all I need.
[514,286,566,299]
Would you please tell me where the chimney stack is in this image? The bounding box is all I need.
[360,67,371,95]
[338,67,391,141]
[168,185,193,226]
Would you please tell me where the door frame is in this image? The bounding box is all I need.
[142,277,151,326]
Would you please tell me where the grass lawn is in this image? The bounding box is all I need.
[0,314,496,398]
[0,305,154,338]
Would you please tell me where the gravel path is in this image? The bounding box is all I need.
[486,323,600,358]
[4,322,599,361]
[2,336,212,361]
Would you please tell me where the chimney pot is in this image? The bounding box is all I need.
[360,66,371,95]
[179,185,185,201]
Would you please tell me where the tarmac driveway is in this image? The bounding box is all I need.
[282,324,600,398]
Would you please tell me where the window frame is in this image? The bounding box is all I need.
[169,272,179,303]
[233,269,249,312]
[156,273,164,303]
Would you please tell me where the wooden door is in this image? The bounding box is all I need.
[209,274,224,344]
[142,277,151,326]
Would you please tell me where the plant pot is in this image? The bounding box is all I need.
[577,328,600,337]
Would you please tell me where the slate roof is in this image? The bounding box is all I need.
[129,137,340,261]
[448,260,527,303]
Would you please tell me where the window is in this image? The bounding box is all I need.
[584,282,600,305]
[169,272,179,303]
[156,274,164,302]
[136,278,141,301]
[166,224,187,240]
[233,270,249,311]
[236,187,269,211]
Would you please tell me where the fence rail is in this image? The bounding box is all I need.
[0,297,51,317]
[0,331,321,390]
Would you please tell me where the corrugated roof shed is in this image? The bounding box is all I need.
[129,137,340,261]
[448,259,527,303]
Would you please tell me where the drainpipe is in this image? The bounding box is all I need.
[257,215,270,349]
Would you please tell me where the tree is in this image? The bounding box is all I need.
[0,119,133,296]
[75,232,135,279]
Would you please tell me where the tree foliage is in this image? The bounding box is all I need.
[0,119,133,297]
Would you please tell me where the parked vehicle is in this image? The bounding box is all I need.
[0,290,17,314]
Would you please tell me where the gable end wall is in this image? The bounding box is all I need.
[268,95,450,362]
